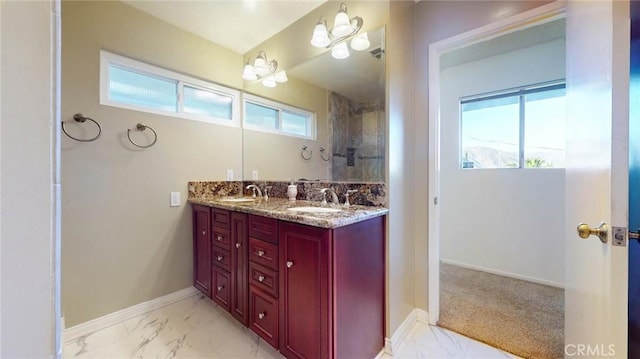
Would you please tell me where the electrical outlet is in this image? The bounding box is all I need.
[226,169,234,181]
[170,192,180,207]
[252,170,259,180]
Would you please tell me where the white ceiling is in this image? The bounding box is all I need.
[123,0,327,54]
[441,18,565,69]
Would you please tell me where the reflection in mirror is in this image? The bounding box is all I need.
[243,26,385,182]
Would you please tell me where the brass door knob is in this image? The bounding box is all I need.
[577,222,608,243]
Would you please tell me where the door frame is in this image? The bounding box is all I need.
[426,1,567,325]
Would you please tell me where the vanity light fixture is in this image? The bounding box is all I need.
[242,50,288,88]
[310,2,370,59]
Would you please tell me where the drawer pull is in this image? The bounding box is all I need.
[235,243,241,248]
[202,230,206,236]
[217,235,223,241]
[286,261,294,268]
[258,275,265,282]
[217,285,223,291]
[217,255,223,261]
[258,312,265,319]
[257,250,265,257]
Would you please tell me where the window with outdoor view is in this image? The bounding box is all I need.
[460,82,565,169]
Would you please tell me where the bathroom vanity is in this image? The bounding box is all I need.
[190,197,387,359]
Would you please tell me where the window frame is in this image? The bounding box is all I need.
[242,93,316,140]
[459,80,566,170]
[100,50,240,127]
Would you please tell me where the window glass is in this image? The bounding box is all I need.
[282,111,309,137]
[245,102,278,129]
[461,95,520,169]
[524,88,566,168]
[108,65,177,112]
[183,85,233,120]
[101,50,240,126]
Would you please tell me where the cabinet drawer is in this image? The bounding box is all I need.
[249,262,278,298]
[212,247,231,272]
[212,227,231,251]
[212,267,231,312]
[249,286,278,349]
[249,238,278,271]
[248,215,278,244]
[212,208,230,229]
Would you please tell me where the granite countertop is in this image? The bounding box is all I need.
[188,197,388,229]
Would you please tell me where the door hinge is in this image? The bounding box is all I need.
[434,197,438,205]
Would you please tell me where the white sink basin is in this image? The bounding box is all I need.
[287,206,342,213]
[218,197,255,202]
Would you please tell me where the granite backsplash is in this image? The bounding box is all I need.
[188,181,387,207]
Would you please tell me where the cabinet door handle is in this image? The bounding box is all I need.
[257,250,265,257]
[286,261,294,268]
[217,255,223,261]
[258,275,265,282]
[258,312,265,319]
[202,230,206,236]
[217,235,223,241]
[235,243,241,248]
[217,285,223,291]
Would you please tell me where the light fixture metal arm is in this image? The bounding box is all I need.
[325,16,363,49]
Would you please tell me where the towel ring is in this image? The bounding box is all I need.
[127,123,157,149]
[301,145,312,160]
[62,113,102,142]
[319,147,330,162]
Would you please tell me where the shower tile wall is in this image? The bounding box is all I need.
[329,91,385,182]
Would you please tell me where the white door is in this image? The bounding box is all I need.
[564,1,629,357]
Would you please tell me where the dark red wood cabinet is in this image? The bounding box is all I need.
[192,204,212,296]
[210,208,249,326]
[279,217,385,359]
[193,204,385,358]
[230,212,248,325]
[248,215,280,348]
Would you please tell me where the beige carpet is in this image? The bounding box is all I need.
[438,263,564,359]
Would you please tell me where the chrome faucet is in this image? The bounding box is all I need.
[263,186,272,201]
[246,184,262,198]
[320,188,339,205]
[344,190,358,207]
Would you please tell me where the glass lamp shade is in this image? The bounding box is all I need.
[350,32,370,51]
[253,52,268,76]
[310,22,330,47]
[331,4,353,38]
[262,75,277,88]
[275,71,288,83]
[331,42,350,59]
[242,64,257,81]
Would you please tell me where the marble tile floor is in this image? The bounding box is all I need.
[64,294,517,359]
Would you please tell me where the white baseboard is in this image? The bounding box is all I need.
[440,259,565,289]
[384,308,429,356]
[64,287,198,342]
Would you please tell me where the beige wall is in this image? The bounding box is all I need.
[1,0,57,356]
[61,1,244,326]
[386,1,416,336]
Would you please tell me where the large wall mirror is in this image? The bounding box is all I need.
[243,25,386,183]
[91,0,388,183]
